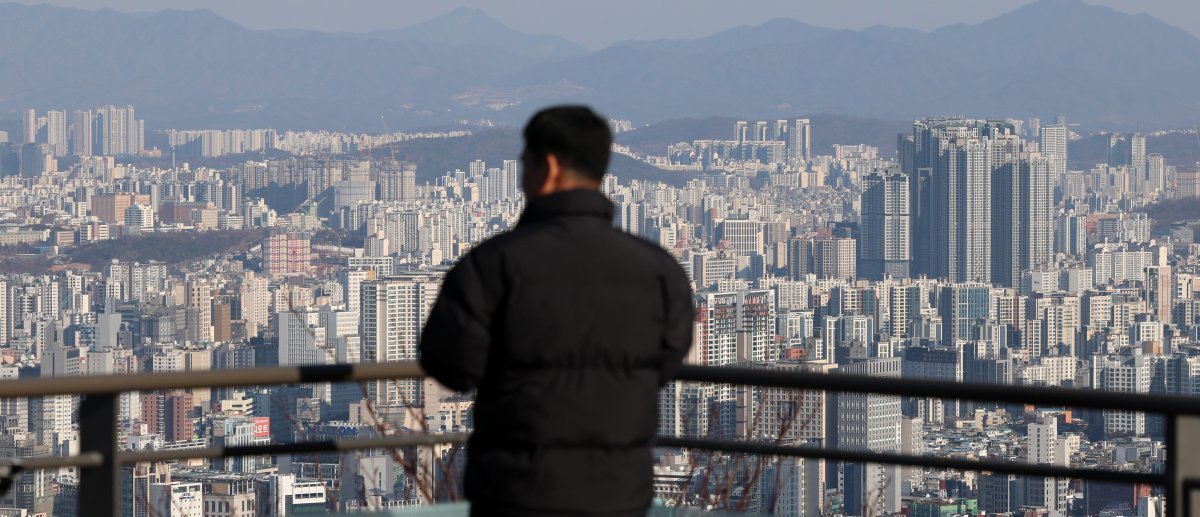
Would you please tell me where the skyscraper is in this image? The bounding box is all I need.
[791,118,812,163]
[836,357,903,515]
[186,279,214,343]
[1146,265,1172,326]
[44,110,67,157]
[1130,133,1147,175]
[1039,124,1068,177]
[1147,153,1165,192]
[908,118,1046,284]
[375,161,417,202]
[94,105,144,156]
[1054,211,1087,258]
[859,168,911,279]
[359,273,441,406]
[753,120,769,142]
[22,109,36,144]
[773,119,789,142]
[1107,132,1149,193]
[695,290,778,438]
[503,159,519,199]
[992,152,1053,287]
[939,134,992,283]
[1107,133,1146,170]
[70,109,93,157]
[1025,413,1071,514]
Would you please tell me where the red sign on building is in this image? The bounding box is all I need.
[253,417,270,438]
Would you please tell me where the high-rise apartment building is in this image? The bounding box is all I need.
[792,118,812,163]
[1054,211,1088,258]
[1039,124,1068,177]
[278,310,329,367]
[693,290,777,438]
[942,135,992,283]
[908,118,1044,284]
[771,456,826,516]
[859,168,911,279]
[22,108,37,144]
[1108,133,1147,171]
[716,220,763,255]
[758,360,834,444]
[44,110,67,157]
[187,279,215,343]
[359,273,441,406]
[1024,413,1071,514]
[94,104,144,156]
[1147,153,1166,192]
[1096,350,1152,437]
[262,231,312,279]
[734,120,749,144]
[992,152,1053,286]
[1146,265,1172,326]
[141,392,195,442]
[71,109,94,156]
[836,357,903,515]
[376,161,418,202]
[788,237,856,280]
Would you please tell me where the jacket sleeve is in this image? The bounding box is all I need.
[420,251,495,392]
[659,258,695,386]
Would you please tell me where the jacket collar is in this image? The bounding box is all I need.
[519,189,614,224]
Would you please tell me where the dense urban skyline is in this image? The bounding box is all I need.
[0,0,1198,515]
[1,100,1196,515]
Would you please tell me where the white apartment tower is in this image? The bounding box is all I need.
[1039,124,1068,177]
[359,273,442,406]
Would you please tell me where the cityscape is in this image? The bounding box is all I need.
[1,0,1200,516]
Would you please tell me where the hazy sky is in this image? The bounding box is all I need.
[13,0,1200,49]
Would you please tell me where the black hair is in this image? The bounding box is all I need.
[522,105,612,181]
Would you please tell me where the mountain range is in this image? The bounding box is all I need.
[0,0,1197,131]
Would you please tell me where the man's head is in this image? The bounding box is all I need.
[521,105,612,198]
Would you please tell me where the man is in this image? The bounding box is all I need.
[419,106,694,516]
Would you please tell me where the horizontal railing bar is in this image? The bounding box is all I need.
[0,452,105,471]
[675,365,1200,415]
[119,432,471,464]
[0,362,1193,489]
[8,362,1200,417]
[0,433,1166,487]
[658,437,1165,486]
[0,362,423,398]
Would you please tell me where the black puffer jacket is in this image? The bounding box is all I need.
[420,189,694,515]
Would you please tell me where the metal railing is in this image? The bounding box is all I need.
[3,362,1199,515]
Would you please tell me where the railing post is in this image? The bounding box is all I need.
[1170,413,1200,517]
[78,394,119,517]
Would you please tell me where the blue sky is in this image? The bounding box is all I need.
[11,0,1199,49]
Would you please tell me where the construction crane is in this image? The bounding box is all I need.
[380,115,399,163]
